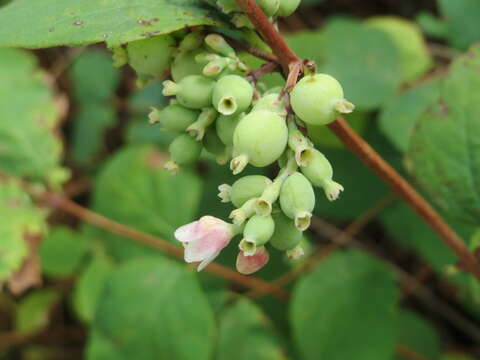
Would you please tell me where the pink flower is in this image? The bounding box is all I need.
[174,216,235,271]
[236,247,269,275]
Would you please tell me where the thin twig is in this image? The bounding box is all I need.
[234,0,300,73]
[246,61,279,82]
[222,35,279,63]
[328,118,480,280]
[40,192,289,300]
[246,195,395,299]
[396,345,430,360]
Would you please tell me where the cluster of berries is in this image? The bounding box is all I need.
[117,22,354,274]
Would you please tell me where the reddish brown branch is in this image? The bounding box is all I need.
[235,0,480,280]
[233,0,300,73]
[328,118,480,280]
[41,192,289,300]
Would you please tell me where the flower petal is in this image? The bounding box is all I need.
[197,250,221,271]
[174,221,200,243]
[236,247,269,275]
[184,228,230,263]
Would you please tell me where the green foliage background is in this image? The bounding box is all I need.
[0,0,479,359]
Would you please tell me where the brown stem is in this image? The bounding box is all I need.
[328,118,480,280]
[247,61,279,82]
[233,0,300,73]
[234,0,480,280]
[41,192,289,300]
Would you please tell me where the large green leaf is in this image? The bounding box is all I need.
[0,0,222,49]
[0,48,65,185]
[379,79,440,153]
[290,250,398,360]
[217,298,287,360]
[408,46,480,225]
[87,257,215,360]
[0,178,47,282]
[39,226,89,278]
[90,145,202,261]
[286,20,403,110]
[438,0,480,50]
[391,311,440,360]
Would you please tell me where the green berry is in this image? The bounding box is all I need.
[300,149,344,201]
[279,172,315,231]
[366,16,432,83]
[239,215,275,255]
[171,49,205,82]
[270,211,303,251]
[178,31,204,53]
[212,75,253,115]
[165,133,203,173]
[203,128,226,156]
[216,113,243,146]
[155,103,199,132]
[230,175,272,208]
[127,35,175,77]
[290,74,355,125]
[257,0,280,16]
[163,75,215,109]
[277,0,301,17]
[252,93,287,117]
[231,110,288,174]
[205,34,236,58]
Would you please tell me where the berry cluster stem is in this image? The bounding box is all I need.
[235,0,480,279]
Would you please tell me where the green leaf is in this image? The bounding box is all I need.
[408,46,480,225]
[291,250,398,360]
[16,289,60,335]
[39,226,89,278]
[392,311,440,360]
[0,178,47,282]
[322,19,402,110]
[73,252,115,323]
[438,0,480,50]
[379,79,440,152]
[217,298,287,360]
[0,0,222,48]
[380,203,455,270]
[90,145,202,261]
[71,104,116,164]
[88,257,215,360]
[0,48,65,185]
[70,50,120,102]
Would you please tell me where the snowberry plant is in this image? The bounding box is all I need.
[113,3,355,273]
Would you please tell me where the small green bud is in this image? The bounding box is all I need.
[154,104,199,132]
[230,175,272,208]
[239,215,275,255]
[203,57,233,77]
[171,49,205,82]
[178,31,204,53]
[216,0,240,13]
[165,133,203,173]
[203,128,226,156]
[231,110,288,174]
[269,211,303,251]
[111,46,128,68]
[277,0,301,17]
[216,113,243,146]
[162,75,215,109]
[230,198,256,225]
[127,35,175,76]
[257,0,280,16]
[287,118,314,167]
[186,107,218,140]
[204,34,236,58]
[148,107,160,124]
[217,184,232,203]
[252,93,287,117]
[232,14,254,29]
[291,74,354,125]
[286,244,305,259]
[212,75,253,115]
[300,149,344,201]
[279,172,315,231]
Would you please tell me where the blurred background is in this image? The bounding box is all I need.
[0,0,480,359]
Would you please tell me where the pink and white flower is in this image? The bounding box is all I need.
[174,216,235,271]
[236,246,269,275]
